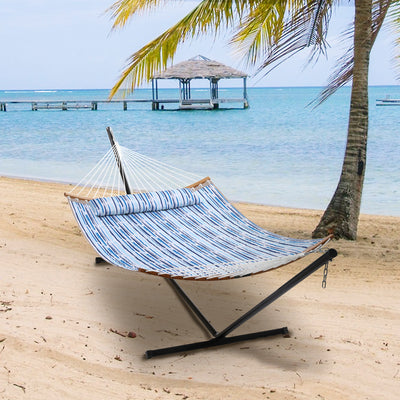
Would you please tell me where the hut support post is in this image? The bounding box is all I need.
[152,79,159,110]
[151,79,160,110]
[180,79,191,100]
[243,77,249,109]
[210,79,219,109]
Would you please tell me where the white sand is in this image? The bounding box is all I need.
[1,177,399,399]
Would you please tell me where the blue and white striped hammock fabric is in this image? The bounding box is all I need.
[67,179,330,280]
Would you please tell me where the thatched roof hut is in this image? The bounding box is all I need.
[153,55,247,80]
[151,55,249,110]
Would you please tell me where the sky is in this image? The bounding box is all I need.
[0,0,398,90]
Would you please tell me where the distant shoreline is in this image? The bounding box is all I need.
[1,84,398,92]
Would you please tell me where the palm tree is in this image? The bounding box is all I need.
[107,0,394,239]
[312,0,391,239]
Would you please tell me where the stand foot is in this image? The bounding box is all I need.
[145,327,288,359]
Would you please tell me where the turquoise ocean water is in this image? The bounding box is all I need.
[0,86,399,216]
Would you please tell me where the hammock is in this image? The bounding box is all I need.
[65,127,337,358]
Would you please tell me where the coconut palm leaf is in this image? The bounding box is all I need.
[232,0,334,76]
[307,0,328,46]
[306,0,335,61]
[314,0,392,104]
[108,0,261,97]
[231,0,288,65]
[385,0,400,78]
[108,0,171,28]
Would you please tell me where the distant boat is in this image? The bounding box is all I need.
[376,96,400,106]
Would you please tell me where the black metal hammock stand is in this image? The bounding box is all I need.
[65,127,337,358]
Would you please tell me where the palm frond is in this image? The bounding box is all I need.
[107,0,171,28]
[307,0,326,45]
[255,7,323,73]
[306,0,335,62]
[384,0,400,79]
[108,0,263,29]
[313,0,392,105]
[109,0,253,98]
[313,46,353,105]
[233,0,334,76]
[232,0,288,66]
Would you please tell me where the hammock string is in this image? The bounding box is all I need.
[68,144,202,199]
[122,148,186,191]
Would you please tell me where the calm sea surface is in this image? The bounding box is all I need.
[0,86,399,216]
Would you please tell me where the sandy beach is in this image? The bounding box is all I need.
[1,176,399,399]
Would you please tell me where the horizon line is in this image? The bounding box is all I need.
[1,84,398,92]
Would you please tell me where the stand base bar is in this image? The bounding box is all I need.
[145,327,288,359]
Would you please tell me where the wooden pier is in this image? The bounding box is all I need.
[1,58,251,112]
[176,98,248,110]
[0,99,159,112]
[0,97,248,111]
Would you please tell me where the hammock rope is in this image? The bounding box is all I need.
[67,144,203,199]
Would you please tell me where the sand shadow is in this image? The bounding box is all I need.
[91,263,324,372]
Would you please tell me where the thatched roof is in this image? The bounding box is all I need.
[153,55,247,80]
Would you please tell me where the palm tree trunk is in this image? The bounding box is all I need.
[312,0,372,240]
